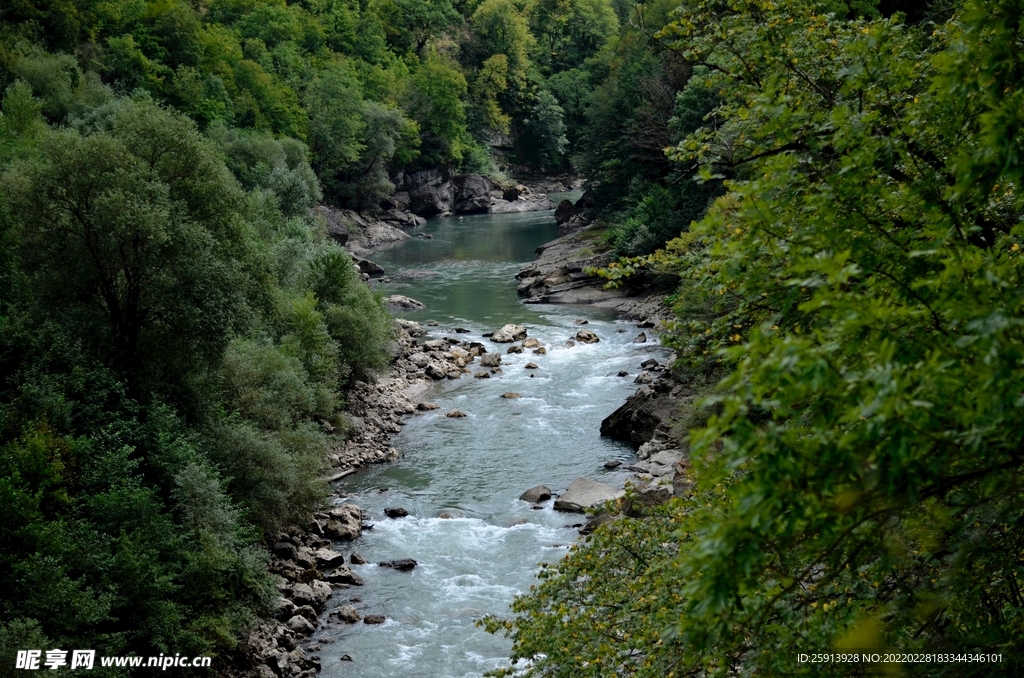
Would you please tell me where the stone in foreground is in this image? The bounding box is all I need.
[553,478,624,513]
[378,559,417,572]
[519,485,553,503]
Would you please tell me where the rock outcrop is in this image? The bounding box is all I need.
[554,478,624,513]
[600,368,692,449]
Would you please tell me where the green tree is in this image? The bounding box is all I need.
[304,61,366,201]
[469,0,535,103]
[523,89,566,170]
[488,1,1024,675]
[376,0,463,56]
[529,0,618,75]
[3,97,260,398]
[406,51,470,165]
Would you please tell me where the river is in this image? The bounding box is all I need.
[316,197,668,677]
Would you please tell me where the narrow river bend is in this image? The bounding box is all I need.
[317,199,668,677]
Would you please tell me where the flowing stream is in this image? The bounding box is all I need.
[316,196,669,677]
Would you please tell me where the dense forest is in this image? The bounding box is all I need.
[0,0,681,670]
[4,0,1022,674]
[484,0,1024,675]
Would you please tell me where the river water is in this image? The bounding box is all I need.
[316,198,668,677]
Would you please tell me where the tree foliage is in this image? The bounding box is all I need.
[487,0,1024,675]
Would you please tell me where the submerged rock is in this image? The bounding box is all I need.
[363,615,386,625]
[384,507,409,518]
[378,559,417,572]
[501,392,521,399]
[445,409,467,418]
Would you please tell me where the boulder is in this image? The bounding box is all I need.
[395,318,425,336]
[491,324,528,342]
[553,478,625,513]
[416,402,440,411]
[634,371,654,384]
[622,482,673,517]
[384,507,409,518]
[600,378,691,449]
[452,173,493,213]
[633,332,648,343]
[501,392,521,399]
[576,329,600,343]
[641,358,660,369]
[313,549,346,567]
[445,409,467,418]
[350,552,368,565]
[519,485,553,503]
[522,338,541,348]
[533,347,547,355]
[474,371,491,378]
[293,605,318,623]
[287,615,315,635]
[378,559,417,572]
[364,615,386,624]
[524,362,539,369]
[351,256,384,276]
[324,566,364,586]
[275,597,297,622]
[507,345,524,354]
[554,199,575,225]
[409,181,454,216]
[324,505,362,541]
[384,295,425,311]
[479,352,502,367]
[331,606,360,624]
[425,362,448,380]
[272,541,298,561]
[604,459,622,469]
[286,582,327,610]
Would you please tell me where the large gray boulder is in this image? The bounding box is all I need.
[453,174,493,213]
[554,478,624,513]
[491,324,527,342]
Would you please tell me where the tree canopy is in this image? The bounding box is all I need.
[485,0,1024,674]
